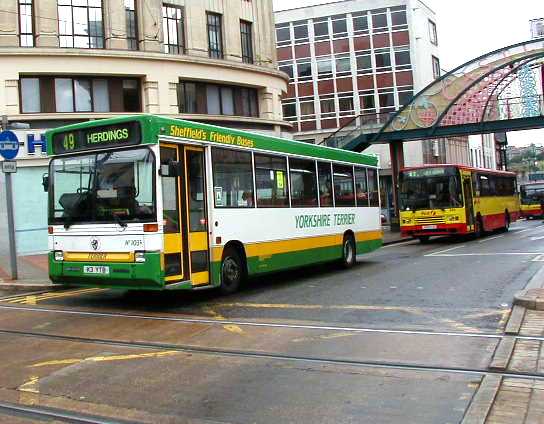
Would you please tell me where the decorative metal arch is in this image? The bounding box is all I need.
[372,38,544,142]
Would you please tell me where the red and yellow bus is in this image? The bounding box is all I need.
[399,165,520,242]
[520,183,544,219]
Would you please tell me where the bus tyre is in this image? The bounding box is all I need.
[418,236,430,244]
[341,235,356,268]
[220,248,244,294]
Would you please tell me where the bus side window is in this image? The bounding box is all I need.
[333,164,355,207]
[254,154,289,208]
[317,162,333,207]
[289,158,318,207]
[367,169,379,207]
[354,167,369,207]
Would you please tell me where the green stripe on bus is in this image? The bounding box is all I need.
[210,238,382,286]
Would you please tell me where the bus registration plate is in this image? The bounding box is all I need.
[422,225,437,230]
[83,266,110,275]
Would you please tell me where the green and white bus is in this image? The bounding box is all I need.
[45,115,382,293]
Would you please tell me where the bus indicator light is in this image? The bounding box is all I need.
[144,223,158,232]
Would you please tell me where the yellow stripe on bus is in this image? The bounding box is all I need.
[211,230,382,262]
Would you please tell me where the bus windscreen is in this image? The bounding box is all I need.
[399,167,463,211]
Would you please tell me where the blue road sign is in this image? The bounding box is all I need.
[0,130,19,160]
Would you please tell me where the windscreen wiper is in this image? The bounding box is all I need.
[113,214,128,229]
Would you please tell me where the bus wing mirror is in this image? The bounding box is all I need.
[159,161,183,177]
[42,174,49,192]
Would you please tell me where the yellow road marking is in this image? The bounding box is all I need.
[202,306,244,335]
[6,288,105,305]
[210,302,425,315]
[31,351,180,368]
[18,375,40,393]
[18,375,40,405]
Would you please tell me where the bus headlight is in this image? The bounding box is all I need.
[54,251,64,261]
[135,251,146,263]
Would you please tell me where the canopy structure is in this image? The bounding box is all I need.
[326,38,544,151]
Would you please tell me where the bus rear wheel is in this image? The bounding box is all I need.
[418,236,430,243]
[341,234,356,268]
[220,248,244,294]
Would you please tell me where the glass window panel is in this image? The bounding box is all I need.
[320,99,335,114]
[336,57,351,73]
[58,6,73,35]
[276,27,290,42]
[333,165,355,207]
[314,21,329,37]
[293,24,308,39]
[356,55,371,70]
[339,97,353,111]
[297,62,312,78]
[283,103,296,117]
[279,65,293,79]
[391,11,407,26]
[360,94,375,110]
[92,79,109,112]
[212,148,254,208]
[55,78,74,112]
[290,158,317,207]
[221,86,234,115]
[395,50,411,66]
[20,78,40,113]
[317,59,332,75]
[317,162,333,206]
[372,13,388,29]
[332,18,347,34]
[375,52,391,68]
[398,91,413,106]
[353,15,368,32]
[300,101,314,116]
[73,7,88,35]
[186,150,206,232]
[368,168,379,206]
[74,79,92,112]
[122,79,140,112]
[207,85,221,114]
[355,168,369,207]
[379,92,395,107]
[160,147,179,233]
[254,154,289,208]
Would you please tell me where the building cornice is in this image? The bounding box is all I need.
[0,48,290,83]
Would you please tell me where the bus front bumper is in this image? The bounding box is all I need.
[48,252,165,290]
[521,208,543,218]
[401,223,468,238]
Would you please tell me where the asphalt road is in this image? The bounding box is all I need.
[0,219,543,423]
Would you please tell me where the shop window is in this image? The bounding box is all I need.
[290,158,318,207]
[212,148,254,208]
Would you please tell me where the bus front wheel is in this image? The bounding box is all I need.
[220,248,244,294]
[341,234,356,268]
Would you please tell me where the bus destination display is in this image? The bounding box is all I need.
[52,121,141,154]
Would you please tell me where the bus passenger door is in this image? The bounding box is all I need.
[183,147,210,287]
[462,173,475,231]
[160,145,189,284]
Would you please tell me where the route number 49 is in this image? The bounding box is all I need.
[63,133,76,151]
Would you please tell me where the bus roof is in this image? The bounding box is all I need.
[45,114,379,167]
[401,163,516,177]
